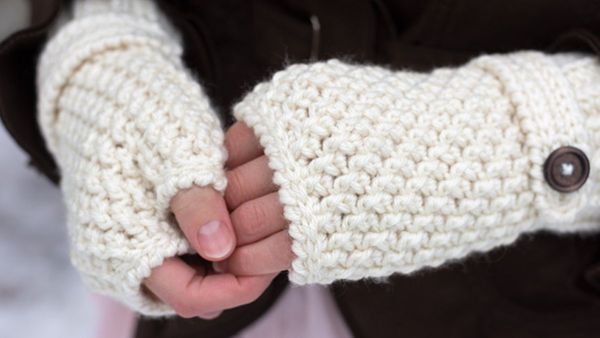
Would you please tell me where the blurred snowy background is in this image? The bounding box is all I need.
[0,124,97,338]
[0,1,111,337]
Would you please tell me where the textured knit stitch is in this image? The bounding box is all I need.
[234,52,600,284]
[37,0,227,315]
[38,0,600,315]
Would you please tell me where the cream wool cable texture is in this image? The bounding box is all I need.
[234,52,600,284]
[37,0,227,315]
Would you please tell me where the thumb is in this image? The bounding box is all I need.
[171,186,236,261]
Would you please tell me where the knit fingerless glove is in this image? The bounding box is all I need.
[37,0,226,315]
[234,52,600,284]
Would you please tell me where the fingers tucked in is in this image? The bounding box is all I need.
[214,230,294,276]
[144,257,277,318]
[231,192,287,246]
[225,156,277,210]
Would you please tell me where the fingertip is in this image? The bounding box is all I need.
[198,311,223,320]
[225,122,263,169]
[216,231,294,276]
[171,186,237,261]
[212,261,226,273]
[197,219,236,261]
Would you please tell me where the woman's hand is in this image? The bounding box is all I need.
[143,185,277,319]
[214,122,295,276]
[143,122,293,319]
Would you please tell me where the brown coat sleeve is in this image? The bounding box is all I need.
[0,0,63,183]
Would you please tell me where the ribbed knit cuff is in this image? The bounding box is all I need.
[474,52,591,225]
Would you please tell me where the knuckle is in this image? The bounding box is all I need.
[225,170,244,208]
[170,190,195,215]
[283,233,296,263]
[172,186,218,216]
[235,201,265,238]
[172,300,199,319]
[224,131,236,157]
[232,248,252,275]
[225,123,247,158]
[242,290,261,305]
[236,290,256,306]
[240,282,267,305]
[202,187,223,206]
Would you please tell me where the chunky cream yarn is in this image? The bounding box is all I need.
[234,53,600,284]
[37,0,600,315]
[37,0,226,315]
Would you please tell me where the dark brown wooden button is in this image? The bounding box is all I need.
[543,146,589,193]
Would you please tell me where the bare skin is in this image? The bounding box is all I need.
[142,122,293,319]
[216,122,295,276]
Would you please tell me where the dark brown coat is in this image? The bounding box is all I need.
[2,1,600,337]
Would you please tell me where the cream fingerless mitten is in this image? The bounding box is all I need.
[234,52,600,284]
[37,0,226,315]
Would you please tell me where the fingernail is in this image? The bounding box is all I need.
[198,220,232,260]
[200,311,223,320]
[212,261,226,273]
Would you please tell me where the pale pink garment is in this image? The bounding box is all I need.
[233,285,353,338]
[92,294,136,338]
[94,285,352,338]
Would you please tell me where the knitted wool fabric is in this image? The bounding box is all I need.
[37,0,227,315]
[37,0,600,316]
[234,52,600,284]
